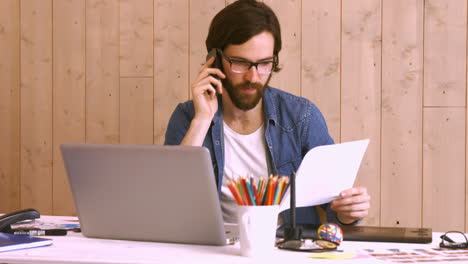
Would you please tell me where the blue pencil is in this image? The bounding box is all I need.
[245,180,257,206]
[273,178,283,205]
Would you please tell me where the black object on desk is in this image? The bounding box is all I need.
[277,224,432,244]
[6,229,67,236]
[440,231,468,249]
[0,209,53,252]
[0,208,40,233]
[0,209,69,236]
[276,173,339,252]
[276,172,304,250]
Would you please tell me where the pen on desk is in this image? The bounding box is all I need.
[7,229,68,236]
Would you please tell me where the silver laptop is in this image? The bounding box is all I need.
[61,143,237,246]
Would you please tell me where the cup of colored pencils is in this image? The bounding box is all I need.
[231,175,288,257]
[226,175,289,206]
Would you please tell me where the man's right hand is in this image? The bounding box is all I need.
[180,57,226,147]
[191,56,226,122]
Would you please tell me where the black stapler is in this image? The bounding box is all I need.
[0,208,40,233]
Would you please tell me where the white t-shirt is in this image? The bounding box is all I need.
[220,121,272,223]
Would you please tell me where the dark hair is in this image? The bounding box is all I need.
[206,0,282,72]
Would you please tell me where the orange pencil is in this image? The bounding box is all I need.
[267,176,277,205]
[227,180,244,205]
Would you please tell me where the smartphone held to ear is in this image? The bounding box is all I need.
[206,48,223,80]
[205,48,223,95]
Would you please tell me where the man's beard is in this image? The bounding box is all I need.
[222,75,271,111]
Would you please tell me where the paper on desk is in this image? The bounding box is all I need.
[279,139,369,212]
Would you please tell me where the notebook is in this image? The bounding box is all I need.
[0,233,52,252]
[277,224,432,244]
[61,143,237,246]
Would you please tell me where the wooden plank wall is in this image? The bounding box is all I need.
[0,0,467,232]
[381,0,424,228]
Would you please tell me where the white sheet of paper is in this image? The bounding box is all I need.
[279,139,369,212]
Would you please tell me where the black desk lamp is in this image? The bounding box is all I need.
[277,172,303,249]
[276,172,340,251]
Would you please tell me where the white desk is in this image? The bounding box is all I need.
[0,216,455,264]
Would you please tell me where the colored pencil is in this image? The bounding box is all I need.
[236,180,248,205]
[266,176,277,205]
[227,180,244,205]
[257,178,265,203]
[240,177,252,205]
[252,181,261,205]
[226,174,289,206]
[273,178,282,205]
[261,176,271,205]
[245,180,257,206]
[279,177,290,204]
[274,177,287,205]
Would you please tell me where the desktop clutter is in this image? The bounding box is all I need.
[2,207,468,262]
[226,173,468,262]
[0,208,79,253]
[227,173,344,257]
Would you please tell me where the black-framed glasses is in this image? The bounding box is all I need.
[440,231,468,249]
[218,49,277,75]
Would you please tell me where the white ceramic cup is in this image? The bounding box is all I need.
[237,205,279,257]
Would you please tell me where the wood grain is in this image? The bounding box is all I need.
[301,0,341,143]
[120,0,153,77]
[424,0,467,107]
[20,0,53,214]
[86,0,120,144]
[154,0,189,144]
[264,0,301,96]
[120,78,153,144]
[341,0,381,226]
[0,0,20,213]
[52,0,85,215]
[423,108,465,232]
[381,0,424,228]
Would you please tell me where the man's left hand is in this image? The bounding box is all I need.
[330,186,370,224]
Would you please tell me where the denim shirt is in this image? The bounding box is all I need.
[165,87,340,225]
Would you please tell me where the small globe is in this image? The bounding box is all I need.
[316,223,343,248]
